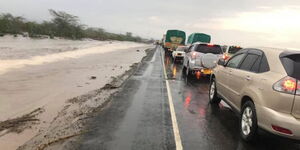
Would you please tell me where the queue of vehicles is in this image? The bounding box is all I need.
[161,29,300,142]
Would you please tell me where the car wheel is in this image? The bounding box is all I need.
[182,65,187,73]
[186,65,192,79]
[240,101,258,142]
[209,78,221,104]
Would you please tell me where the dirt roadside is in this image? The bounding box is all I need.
[15,47,156,150]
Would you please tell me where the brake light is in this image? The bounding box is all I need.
[222,54,230,60]
[297,80,300,95]
[283,79,296,91]
[192,52,197,59]
[273,76,297,95]
[207,43,214,47]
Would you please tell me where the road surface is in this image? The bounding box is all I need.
[71,46,300,150]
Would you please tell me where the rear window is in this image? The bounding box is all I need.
[176,47,186,51]
[280,52,300,80]
[195,44,222,54]
[228,46,242,54]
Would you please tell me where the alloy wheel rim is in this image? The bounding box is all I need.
[241,107,253,136]
[186,65,189,76]
[210,81,215,99]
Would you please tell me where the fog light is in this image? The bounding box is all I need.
[272,125,293,135]
[196,71,201,79]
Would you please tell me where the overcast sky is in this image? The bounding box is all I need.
[1,0,300,49]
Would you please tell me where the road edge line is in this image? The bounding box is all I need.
[160,47,183,150]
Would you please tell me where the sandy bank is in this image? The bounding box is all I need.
[0,41,152,150]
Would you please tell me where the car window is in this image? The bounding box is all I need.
[195,44,222,54]
[226,53,246,68]
[250,56,262,73]
[222,46,228,53]
[239,54,260,71]
[259,55,270,73]
[186,45,192,52]
[228,46,242,54]
[280,53,300,79]
[190,45,196,52]
[176,47,185,51]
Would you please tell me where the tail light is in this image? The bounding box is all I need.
[297,80,300,95]
[222,54,230,60]
[192,52,197,59]
[273,76,298,95]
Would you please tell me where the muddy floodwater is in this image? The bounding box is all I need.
[0,35,150,150]
[0,35,108,60]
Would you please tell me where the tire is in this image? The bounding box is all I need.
[209,78,221,104]
[182,60,187,76]
[182,65,187,73]
[186,64,192,79]
[240,101,258,142]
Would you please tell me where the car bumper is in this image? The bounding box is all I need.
[188,67,212,75]
[174,56,184,59]
[257,106,300,140]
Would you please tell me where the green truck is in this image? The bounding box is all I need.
[187,33,211,45]
[163,30,186,52]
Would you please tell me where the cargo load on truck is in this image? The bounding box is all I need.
[163,30,186,53]
[187,33,211,45]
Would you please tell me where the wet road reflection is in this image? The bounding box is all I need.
[162,48,300,150]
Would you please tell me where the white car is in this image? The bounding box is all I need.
[172,46,186,62]
[222,45,242,60]
[183,43,223,78]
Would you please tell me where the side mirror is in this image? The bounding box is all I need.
[218,59,226,66]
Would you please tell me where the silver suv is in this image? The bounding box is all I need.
[183,43,223,78]
[210,48,300,141]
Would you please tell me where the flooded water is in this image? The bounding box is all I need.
[0,35,108,60]
[0,35,146,75]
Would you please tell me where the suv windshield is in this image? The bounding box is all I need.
[195,44,222,54]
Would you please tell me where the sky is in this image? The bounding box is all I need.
[1,0,300,49]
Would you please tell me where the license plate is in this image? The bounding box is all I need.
[202,69,212,74]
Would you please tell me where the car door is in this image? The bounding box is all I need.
[217,52,247,106]
[183,45,193,67]
[227,50,262,108]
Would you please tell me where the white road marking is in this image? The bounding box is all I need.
[160,47,183,150]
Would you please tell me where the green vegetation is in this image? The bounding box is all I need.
[0,10,148,42]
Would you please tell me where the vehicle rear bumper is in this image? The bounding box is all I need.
[174,56,184,59]
[188,67,212,75]
[257,106,300,140]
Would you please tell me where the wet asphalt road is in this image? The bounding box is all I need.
[74,46,300,150]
